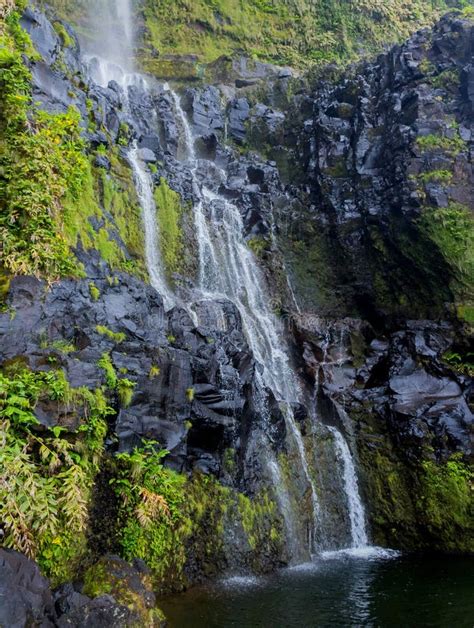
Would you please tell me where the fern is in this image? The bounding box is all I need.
[0,367,109,583]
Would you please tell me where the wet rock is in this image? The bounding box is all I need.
[0,550,56,628]
[94,155,111,170]
[56,595,142,628]
[229,97,250,142]
[21,7,60,66]
[138,147,157,163]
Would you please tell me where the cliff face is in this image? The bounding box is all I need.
[45,0,458,69]
[0,2,473,624]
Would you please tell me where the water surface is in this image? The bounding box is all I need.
[161,553,474,627]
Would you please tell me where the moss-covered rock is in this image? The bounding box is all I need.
[83,556,166,627]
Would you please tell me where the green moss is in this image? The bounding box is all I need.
[416,132,466,155]
[89,282,100,302]
[149,365,161,379]
[154,178,185,284]
[223,448,236,473]
[417,455,473,552]
[99,159,146,278]
[50,339,76,354]
[96,325,126,344]
[418,169,453,185]
[237,491,282,554]
[456,303,474,324]
[247,236,269,257]
[418,203,474,300]
[117,378,136,408]
[98,352,117,389]
[47,0,457,74]
[83,556,166,625]
[139,0,454,70]
[52,21,74,48]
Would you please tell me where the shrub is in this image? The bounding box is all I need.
[0,367,111,583]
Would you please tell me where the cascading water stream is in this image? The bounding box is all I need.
[165,89,321,556]
[313,326,370,550]
[128,147,174,310]
[328,427,368,548]
[82,0,174,310]
[79,0,377,563]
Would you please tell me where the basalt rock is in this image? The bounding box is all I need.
[0,550,165,628]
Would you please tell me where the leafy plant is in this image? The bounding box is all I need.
[98,352,117,388]
[442,350,474,376]
[117,378,136,408]
[96,325,126,344]
[416,132,466,156]
[89,282,100,301]
[0,367,110,583]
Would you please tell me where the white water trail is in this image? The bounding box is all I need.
[166,87,321,555]
[83,0,134,76]
[328,426,368,548]
[81,1,174,309]
[128,148,174,310]
[82,2,322,560]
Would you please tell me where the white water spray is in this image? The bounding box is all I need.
[166,88,321,555]
[328,426,368,548]
[82,1,174,308]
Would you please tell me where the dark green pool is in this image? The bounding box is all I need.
[161,550,474,627]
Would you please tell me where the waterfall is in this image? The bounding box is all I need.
[81,0,174,309]
[83,0,134,77]
[128,148,174,310]
[166,89,321,556]
[78,0,377,563]
[329,427,368,548]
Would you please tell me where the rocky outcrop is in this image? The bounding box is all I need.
[0,550,165,628]
[275,13,474,321]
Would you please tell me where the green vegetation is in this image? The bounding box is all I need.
[97,352,135,406]
[50,339,76,354]
[418,169,453,185]
[416,132,466,156]
[419,203,474,299]
[0,9,86,279]
[116,378,136,408]
[356,408,474,552]
[139,0,458,70]
[247,236,269,258]
[83,556,166,625]
[154,178,185,283]
[417,454,473,552]
[0,366,111,584]
[45,0,465,72]
[442,350,474,376]
[98,352,117,388]
[111,443,190,585]
[149,365,161,379]
[89,282,100,301]
[98,160,147,279]
[52,21,74,48]
[110,442,283,590]
[429,68,460,90]
[96,325,126,344]
[0,8,146,284]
